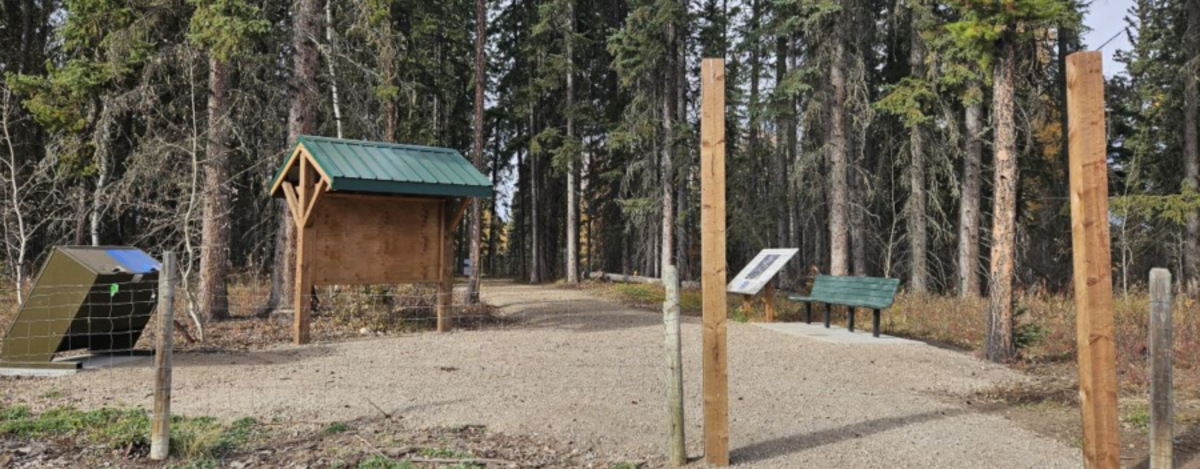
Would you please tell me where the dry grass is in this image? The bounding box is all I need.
[588,280,1200,400]
[0,275,504,353]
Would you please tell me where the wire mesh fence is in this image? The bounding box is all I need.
[0,279,160,371]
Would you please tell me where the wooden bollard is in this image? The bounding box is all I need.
[1149,268,1173,469]
[150,252,176,461]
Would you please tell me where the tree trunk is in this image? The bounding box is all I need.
[662,10,684,465]
[325,0,342,138]
[566,0,579,284]
[1,88,29,306]
[747,0,761,186]
[907,11,927,292]
[1185,0,1200,292]
[199,57,232,322]
[468,0,486,302]
[828,37,850,276]
[959,92,983,297]
[850,161,868,276]
[530,105,541,284]
[775,32,789,254]
[272,0,320,313]
[986,41,1018,362]
[91,98,113,247]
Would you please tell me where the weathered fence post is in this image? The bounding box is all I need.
[1066,50,1121,469]
[700,57,730,466]
[663,265,686,466]
[150,251,176,461]
[1149,268,1173,469]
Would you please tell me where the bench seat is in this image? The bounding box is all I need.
[787,275,900,337]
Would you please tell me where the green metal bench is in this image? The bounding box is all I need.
[788,275,901,337]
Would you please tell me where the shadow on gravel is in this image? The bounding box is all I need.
[1130,422,1200,469]
[516,308,664,333]
[145,346,336,368]
[494,296,667,333]
[730,408,969,464]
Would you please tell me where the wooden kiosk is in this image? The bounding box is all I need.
[270,135,491,344]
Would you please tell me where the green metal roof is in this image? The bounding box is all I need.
[271,135,492,199]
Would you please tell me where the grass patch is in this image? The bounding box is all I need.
[322,421,351,435]
[1123,403,1151,431]
[38,389,64,400]
[0,404,261,460]
[356,455,414,469]
[418,447,473,459]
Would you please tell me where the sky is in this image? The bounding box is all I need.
[1084,0,1134,76]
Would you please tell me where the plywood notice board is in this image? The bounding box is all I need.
[309,194,443,285]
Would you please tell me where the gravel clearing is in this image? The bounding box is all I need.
[1,281,1080,468]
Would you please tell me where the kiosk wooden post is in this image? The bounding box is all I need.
[1066,51,1120,469]
[440,199,469,332]
[291,153,319,345]
[700,57,729,466]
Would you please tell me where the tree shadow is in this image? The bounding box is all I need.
[730,407,970,464]
[1129,421,1200,469]
[486,288,671,333]
[499,301,669,333]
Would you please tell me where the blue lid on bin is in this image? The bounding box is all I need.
[105,249,161,274]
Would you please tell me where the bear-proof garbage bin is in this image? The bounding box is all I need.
[0,246,160,371]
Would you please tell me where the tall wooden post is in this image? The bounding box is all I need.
[1066,50,1120,469]
[150,252,176,461]
[700,57,730,466]
[1149,268,1174,469]
[294,155,313,345]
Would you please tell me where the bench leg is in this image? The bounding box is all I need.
[873,309,881,338]
[805,302,812,324]
[847,308,855,332]
[823,303,831,328]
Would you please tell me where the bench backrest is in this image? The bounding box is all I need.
[809,275,901,309]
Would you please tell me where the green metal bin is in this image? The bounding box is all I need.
[0,246,160,370]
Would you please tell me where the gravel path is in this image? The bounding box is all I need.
[2,281,1080,468]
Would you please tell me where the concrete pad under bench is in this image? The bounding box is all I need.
[754,322,923,345]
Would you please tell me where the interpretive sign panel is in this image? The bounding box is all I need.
[726,248,798,295]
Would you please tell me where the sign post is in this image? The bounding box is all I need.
[727,248,799,323]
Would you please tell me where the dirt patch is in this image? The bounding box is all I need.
[955,362,1200,469]
[0,412,617,468]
